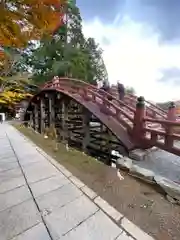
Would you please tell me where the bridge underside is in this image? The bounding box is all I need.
[25,90,129,165]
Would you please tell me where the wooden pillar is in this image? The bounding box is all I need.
[99,123,104,152]
[167,102,176,121]
[61,98,69,144]
[39,97,45,134]
[34,103,39,132]
[82,108,91,153]
[29,110,33,128]
[165,102,176,148]
[48,94,55,127]
[132,96,146,142]
[55,94,61,131]
[31,104,35,130]
[105,128,112,166]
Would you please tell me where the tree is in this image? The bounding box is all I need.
[84,37,108,84]
[126,86,136,95]
[0,47,22,77]
[0,0,66,113]
[14,41,38,73]
[31,0,86,83]
[0,0,65,48]
[0,73,38,110]
[0,47,38,111]
[18,1,108,86]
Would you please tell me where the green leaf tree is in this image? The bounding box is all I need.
[126,86,136,95]
[18,1,108,86]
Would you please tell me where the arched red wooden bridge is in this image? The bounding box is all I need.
[24,77,180,163]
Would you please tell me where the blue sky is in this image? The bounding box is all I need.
[75,0,180,102]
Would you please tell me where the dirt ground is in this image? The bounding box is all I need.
[14,124,180,240]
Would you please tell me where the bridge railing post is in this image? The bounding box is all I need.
[132,96,146,142]
[167,102,176,121]
[100,96,111,115]
[82,88,91,101]
[165,102,176,148]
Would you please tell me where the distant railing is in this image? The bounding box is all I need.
[111,86,167,119]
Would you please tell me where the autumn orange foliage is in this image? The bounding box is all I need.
[0,50,6,70]
[0,0,66,48]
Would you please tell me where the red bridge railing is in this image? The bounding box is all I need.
[43,77,135,134]
[111,86,167,119]
[42,77,180,156]
[134,98,180,155]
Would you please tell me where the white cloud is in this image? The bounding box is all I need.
[82,16,180,102]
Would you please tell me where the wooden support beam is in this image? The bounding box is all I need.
[99,122,104,153]
[29,110,33,128]
[40,97,45,134]
[48,94,55,127]
[165,102,176,148]
[34,103,39,132]
[82,108,91,153]
[105,128,112,166]
[61,98,69,144]
[31,104,35,130]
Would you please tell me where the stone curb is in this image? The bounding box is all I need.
[121,218,154,240]
[116,157,180,205]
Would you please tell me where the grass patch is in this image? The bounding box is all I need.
[12,123,110,182]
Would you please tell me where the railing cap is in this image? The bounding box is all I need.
[169,101,176,109]
[136,96,145,107]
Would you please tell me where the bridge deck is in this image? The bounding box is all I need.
[0,123,154,240]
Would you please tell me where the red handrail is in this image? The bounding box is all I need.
[43,77,136,114]
[127,93,167,115]
[37,77,180,156]
[43,78,136,135]
[144,117,180,127]
[111,85,167,118]
[44,77,168,121]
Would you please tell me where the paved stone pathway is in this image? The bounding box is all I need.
[0,123,154,240]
